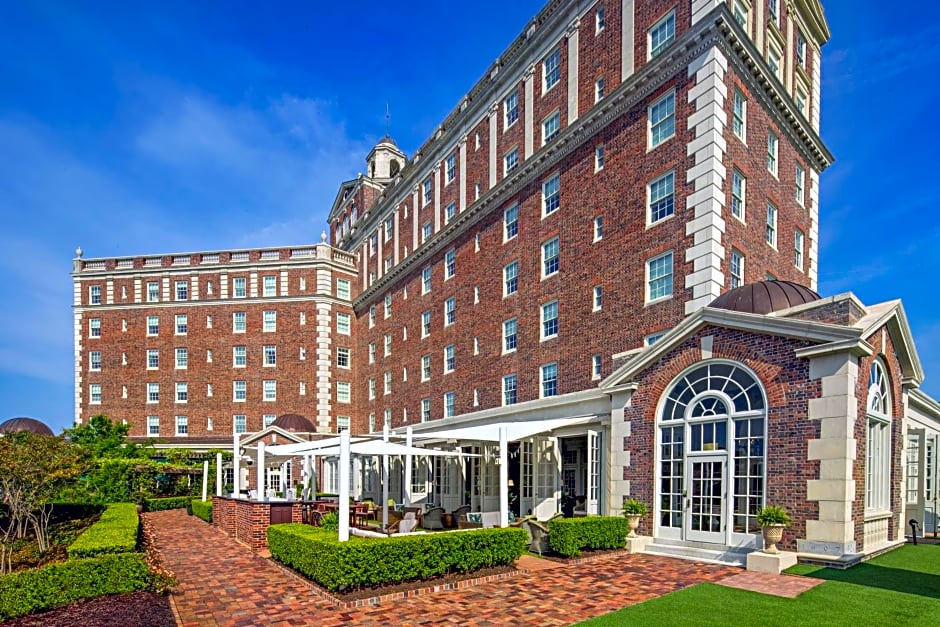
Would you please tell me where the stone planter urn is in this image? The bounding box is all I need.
[761,524,785,554]
[626,515,642,538]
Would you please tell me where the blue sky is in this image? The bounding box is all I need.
[1,1,938,434]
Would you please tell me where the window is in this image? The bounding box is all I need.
[263,310,276,332]
[422,398,431,422]
[336,278,351,300]
[384,332,392,356]
[384,293,392,318]
[647,251,674,302]
[504,91,519,128]
[595,145,605,172]
[89,318,101,338]
[336,416,350,432]
[367,305,376,328]
[369,232,378,256]
[595,77,605,102]
[263,344,276,367]
[542,174,560,216]
[368,342,376,363]
[794,229,805,270]
[730,249,745,289]
[795,164,805,206]
[147,349,159,369]
[732,0,748,29]
[147,416,159,436]
[504,261,518,296]
[175,348,187,369]
[444,345,455,373]
[147,383,159,403]
[422,222,432,243]
[176,382,188,403]
[89,351,101,371]
[542,237,559,277]
[234,415,246,434]
[795,84,808,116]
[542,110,560,144]
[543,48,560,92]
[867,360,891,512]
[233,380,246,402]
[474,183,481,201]
[767,131,778,176]
[175,416,188,436]
[444,297,456,326]
[207,315,213,329]
[648,171,675,224]
[233,312,246,333]
[147,282,159,302]
[593,285,603,310]
[649,10,675,58]
[174,280,188,301]
[233,277,246,298]
[175,314,187,335]
[384,215,394,241]
[422,355,431,381]
[444,249,456,279]
[594,215,604,241]
[766,202,778,247]
[368,378,376,399]
[649,91,675,148]
[261,414,275,428]
[423,178,432,205]
[731,169,746,220]
[89,285,101,305]
[645,332,665,346]
[596,7,605,32]
[541,363,558,398]
[503,375,517,406]
[767,40,782,80]
[336,312,350,335]
[503,318,517,352]
[147,316,159,336]
[89,384,101,404]
[422,266,432,294]
[504,205,519,241]
[592,354,603,379]
[206,349,213,363]
[336,381,351,403]
[541,301,559,339]
[733,89,746,141]
[422,310,431,337]
[444,392,456,418]
[337,347,350,368]
[443,202,456,225]
[297,277,305,292]
[233,346,246,367]
[263,380,276,401]
[503,147,519,175]
[445,153,457,183]
[769,0,779,25]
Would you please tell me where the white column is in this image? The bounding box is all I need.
[393,210,400,264]
[488,104,498,188]
[499,426,509,528]
[567,19,580,123]
[376,227,384,279]
[382,422,390,528]
[811,48,822,133]
[256,441,265,498]
[458,136,468,212]
[524,67,535,158]
[411,187,420,251]
[621,0,635,81]
[809,168,820,290]
[405,426,413,507]
[304,454,313,499]
[215,452,223,497]
[339,430,351,541]
[433,164,442,233]
[232,433,241,497]
[201,460,209,502]
[280,461,287,495]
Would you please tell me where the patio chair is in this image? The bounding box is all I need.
[522,519,551,555]
[422,507,446,530]
[450,504,471,521]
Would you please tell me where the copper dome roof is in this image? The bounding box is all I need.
[0,417,54,436]
[709,280,820,315]
[272,413,315,433]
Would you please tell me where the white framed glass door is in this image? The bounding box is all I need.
[686,455,726,543]
[586,430,600,515]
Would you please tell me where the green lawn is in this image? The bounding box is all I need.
[579,544,940,626]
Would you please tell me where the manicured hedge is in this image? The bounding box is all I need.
[268,524,526,591]
[67,503,139,558]
[191,499,212,523]
[0,553,155,620]
[145,496,191,512]
[548,516,628,557]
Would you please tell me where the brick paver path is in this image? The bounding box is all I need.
[148,510,738,626]
[717,571,824,598]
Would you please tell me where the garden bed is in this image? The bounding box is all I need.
[0,591,175,627]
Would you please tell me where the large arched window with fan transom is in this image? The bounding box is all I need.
[866,359,892,513]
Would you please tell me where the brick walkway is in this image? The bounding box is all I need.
[148,510,738,626]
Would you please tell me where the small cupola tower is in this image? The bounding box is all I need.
[366,136,406,182]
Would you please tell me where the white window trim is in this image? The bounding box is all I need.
[648,90,676,150]
[645,250,674,304]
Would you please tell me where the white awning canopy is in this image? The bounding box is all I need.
[265,438,475,458]
[404,415,597,443]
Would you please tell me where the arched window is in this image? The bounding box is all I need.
[866,359,892,512]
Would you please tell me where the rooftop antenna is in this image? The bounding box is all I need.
[385,103,391,138]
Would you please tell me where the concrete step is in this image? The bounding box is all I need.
[644,541,749,567]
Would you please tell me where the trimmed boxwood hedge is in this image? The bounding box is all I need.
[67,502,139,558]
[548,516,628,557]
[268,524,526,591]
[191,499,212,523]
[145,496,191,512]
[0,553,156,620]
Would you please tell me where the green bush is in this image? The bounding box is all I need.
[549,516,628,557]
[145,496,191,512]
[67,503,139,558]
[191,499,212,523]
[0,553,156,620]
[268,524,526,591]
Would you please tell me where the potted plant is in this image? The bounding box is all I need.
[622,498,649,538]
[756,505,792,554]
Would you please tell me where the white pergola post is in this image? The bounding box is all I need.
[339,430,351,541]
[499,426,509,528]
[304,454,313,500]
[201,460,209,502]
[256,441,265,499]
[279,461,287,496]
[404,426,413,507]
[215,452,223,497]
[232,433,241,498]
[382,423,390,528]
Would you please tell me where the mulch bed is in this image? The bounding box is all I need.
[0,591,175,627]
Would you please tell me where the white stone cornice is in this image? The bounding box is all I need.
[794,338,874,360]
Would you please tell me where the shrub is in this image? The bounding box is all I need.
[145,496,191,512]
[320,511,339,531]
[0,553,156,620]
[548,516,628,557]
[268,524,526,591]
[191,500,212,523]
[67,503,139,558]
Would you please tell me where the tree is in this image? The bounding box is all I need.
[65,414,149,459]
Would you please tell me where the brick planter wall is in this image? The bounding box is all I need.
[213,496,305,553]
